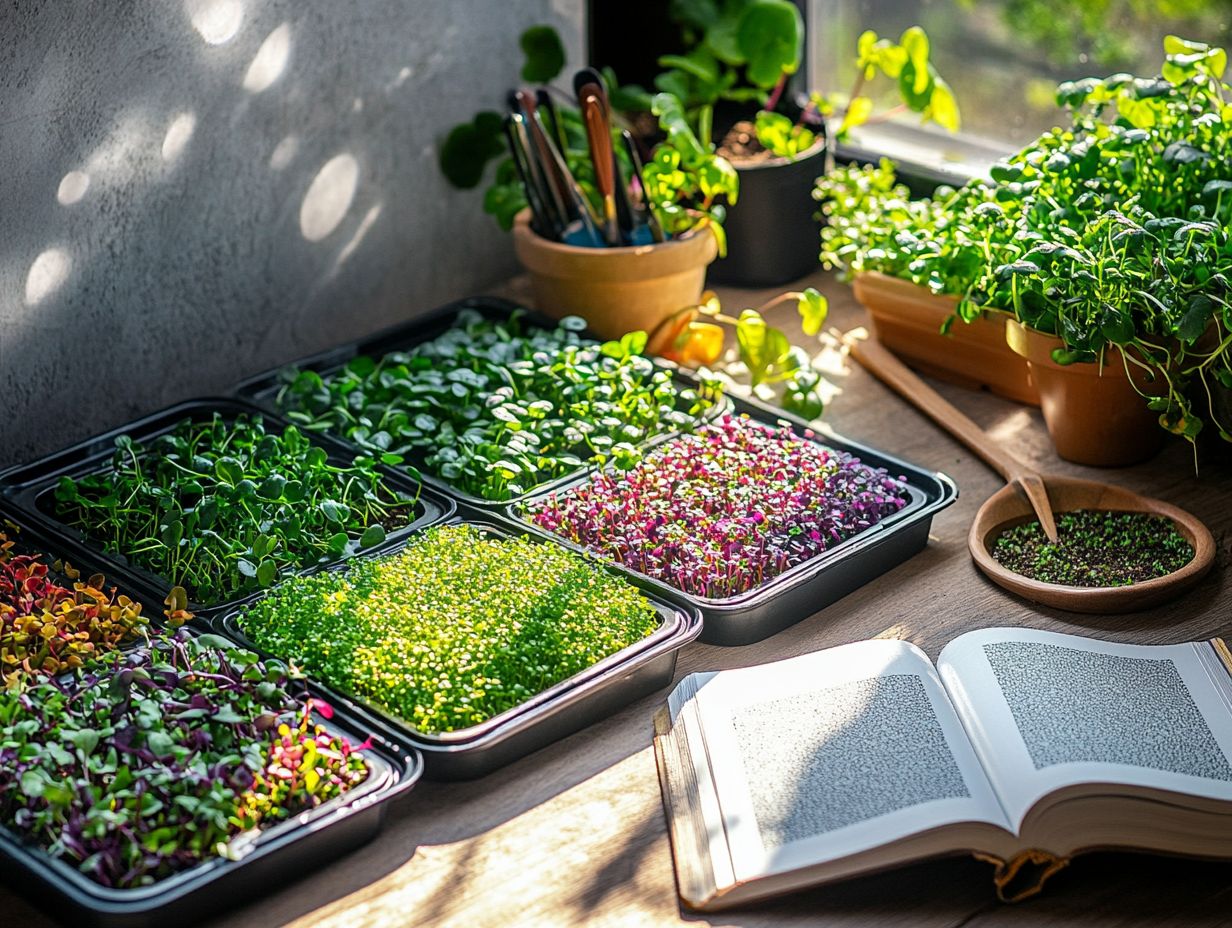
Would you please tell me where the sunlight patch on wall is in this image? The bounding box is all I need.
[300,154,359,242]
[57,171,90,205]
[334,203,383,270]
[161,113,197,162]
[186,0,244,45]
[243,23,292,93]
[25,249,72,306]
[269,135,299,171]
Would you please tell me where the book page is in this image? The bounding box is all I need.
[938,628,1232,831]
[676,639,1010,885]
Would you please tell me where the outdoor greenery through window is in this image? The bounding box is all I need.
[809,0,1232,159]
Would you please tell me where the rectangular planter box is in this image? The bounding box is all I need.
[234,295,728,511]
[0,627,424,928]
[852,271,1039,406]
[215,517,703,780]
[0,398,453,619]
[512,390,959,647]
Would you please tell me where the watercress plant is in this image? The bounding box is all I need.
[54,414,417,606]
[237,524,661,735]
[274,309,719,502]
[523,414,909,598]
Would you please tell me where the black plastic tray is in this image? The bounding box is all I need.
[0,627,424,928]
[512,390,959,646]
[0,398,453,618]
[215,517,704,780]
[233,295,727,511]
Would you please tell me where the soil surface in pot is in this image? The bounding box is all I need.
[991,510,1193,588]
[716,120,777,164]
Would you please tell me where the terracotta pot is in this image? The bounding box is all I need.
[512,210,718,340]
[1005,320,1165,467]
[851,272,1039,406]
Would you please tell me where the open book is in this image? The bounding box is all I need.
[655,628,1232,909]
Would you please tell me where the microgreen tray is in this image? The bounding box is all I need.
[0,398,453,619]
[513,390,959,646]
[233,295,728,511]
[215,518,703,780]
[0,625,424,928]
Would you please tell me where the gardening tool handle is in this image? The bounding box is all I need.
[844,330,1059,541]
[581,89,620,246]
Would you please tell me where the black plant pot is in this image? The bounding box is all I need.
[708,137,830,288]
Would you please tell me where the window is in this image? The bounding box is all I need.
[808,0,1232,179]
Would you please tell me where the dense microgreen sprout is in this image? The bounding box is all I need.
[273,309,719,502]
[991,510,1193,587]
[237,524,661,734]
[53,414,418,606]
[522,414,910,599]
[0,631,368,888]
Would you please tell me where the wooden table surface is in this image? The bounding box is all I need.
[7,270,1232,928]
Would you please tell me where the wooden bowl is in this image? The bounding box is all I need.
[968,476,1215,613]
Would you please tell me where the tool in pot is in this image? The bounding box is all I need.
[844,330,1215,614]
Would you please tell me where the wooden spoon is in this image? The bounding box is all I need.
[845,330,1215,613]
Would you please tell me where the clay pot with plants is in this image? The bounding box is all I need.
[820,161,1036,404]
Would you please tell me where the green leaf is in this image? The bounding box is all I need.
[899,27,930,94]
[797,288,828,336]
[256,559,277,587]
[360,523,387,549]
[520,25,566,83]
[737,0,804,88]
[68,729,100,756]
[320,500,350,524]
[839,95,875,136]
[439,112,506,189]
[20,771,44,799]
[1178,294,1214,342]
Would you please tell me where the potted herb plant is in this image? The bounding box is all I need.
[818,160,1039,405]
[975,37,1232,465]
[658,5,959,286]
[441,27,731,339]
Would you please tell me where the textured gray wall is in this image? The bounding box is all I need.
[0,0,584,468]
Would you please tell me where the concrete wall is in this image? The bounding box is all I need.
[0,0,584,468]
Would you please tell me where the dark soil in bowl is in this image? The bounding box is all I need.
[991,510,1194,588]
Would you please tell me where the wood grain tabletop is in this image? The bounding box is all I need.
[6,269,1231,928]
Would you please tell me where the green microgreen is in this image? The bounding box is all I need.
[53,414,418,606]
[273,309,718,502]
[237,524,661,735]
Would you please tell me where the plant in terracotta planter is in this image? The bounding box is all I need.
[275,309,719,503]
[236,524,661,735]
[521,414,909,599]
[974,37,1232,459]
[817,160,1038,404]
[0,631,368,888]
[53,414,418,606]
